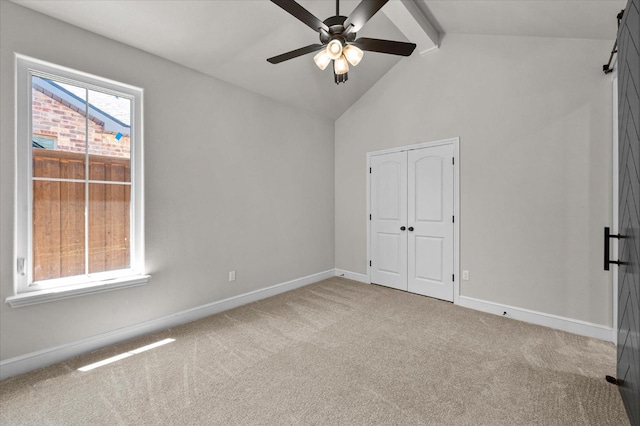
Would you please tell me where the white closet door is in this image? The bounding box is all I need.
[370,151,407,291]
[407,145,454,301]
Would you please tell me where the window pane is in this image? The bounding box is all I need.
[88,89,131,182]
[33,181,85,282]
[32,76,87,179]
[88,183,131,274]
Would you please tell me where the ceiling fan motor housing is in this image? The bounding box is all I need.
[320,15,356,45]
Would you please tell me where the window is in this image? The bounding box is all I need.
[32,135,57,149]
[8,55,148,307]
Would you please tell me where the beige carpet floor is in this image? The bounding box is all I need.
[0,278,630,425]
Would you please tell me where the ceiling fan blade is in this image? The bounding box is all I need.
[267,44,325,64]
[353,38,416,56]
[343,0,389,34]
[271,0,329,33]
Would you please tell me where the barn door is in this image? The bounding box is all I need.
[616,0,640,423]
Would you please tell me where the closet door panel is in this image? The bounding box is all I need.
[370,151,408,291]
[408,145,454,301]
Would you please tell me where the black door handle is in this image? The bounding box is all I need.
[604,227,626,270]
[408,227,414,232]
[400,226,406,231]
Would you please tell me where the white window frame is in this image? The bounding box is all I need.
[7,54,148,308]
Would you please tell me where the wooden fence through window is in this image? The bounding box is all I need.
[33,148,131,282]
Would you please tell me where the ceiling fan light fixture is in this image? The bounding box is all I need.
[326,39,343,60]
[334,54,349,75]
[313,49,332,70]
[343,44,364,66]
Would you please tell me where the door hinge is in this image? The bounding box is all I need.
[452,157,455,165]
[369,214,372,220]
[369,167,372,173]
[452,274,455,282]
[369,260,372,267]
[452,215,455,223]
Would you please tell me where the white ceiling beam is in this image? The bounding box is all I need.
[383,0,440,55]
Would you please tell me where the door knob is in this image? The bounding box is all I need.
[408,227,414,232]
[400,226,406,231]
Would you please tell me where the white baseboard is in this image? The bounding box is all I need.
[331,272,613,342]
[458,295,614,342]
[0,269,335,380]
[334,269,369,284]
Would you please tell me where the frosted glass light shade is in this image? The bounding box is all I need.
[343,44,364,66]
[334,54,349,75]
[314,50,331,70]
[326,39,343,60]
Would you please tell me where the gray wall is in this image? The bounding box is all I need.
[335,34,614,326]
[0,2,335,361]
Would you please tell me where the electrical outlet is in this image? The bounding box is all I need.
[462,270,470,280]
[229,270,236,282]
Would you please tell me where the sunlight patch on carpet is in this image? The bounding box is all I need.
[78,338,175,372]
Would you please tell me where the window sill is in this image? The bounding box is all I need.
[5,275,151,308]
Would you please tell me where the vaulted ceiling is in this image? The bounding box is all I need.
[13,0,625,120]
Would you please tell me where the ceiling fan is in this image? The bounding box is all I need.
[267,0,417,84]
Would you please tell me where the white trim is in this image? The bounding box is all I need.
[334,269,369,283]
[366,138,457,158]
[14,53,145,295]
[365,137,460,303]
[611,68,619,346]
[5,275,151,308]
[0,269,334,380]
[458,296,614,342]
[452,140,460,305]
[366,152,372,284]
